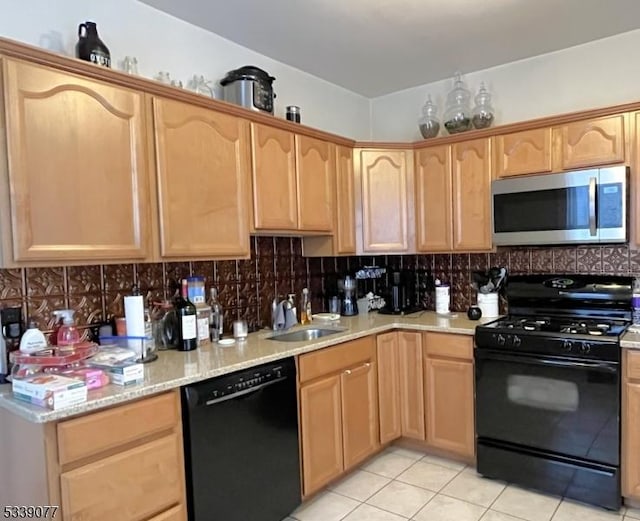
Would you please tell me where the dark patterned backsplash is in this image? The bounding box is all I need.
[0,240,637,338]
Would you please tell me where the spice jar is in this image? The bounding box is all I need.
[472,82,495,129]
[443,72,472,134]
[419,95,440,139]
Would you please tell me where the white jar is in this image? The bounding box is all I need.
[477,292,499,318]
[435,284,450,314]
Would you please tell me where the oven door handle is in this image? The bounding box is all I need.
[475,350,618,373]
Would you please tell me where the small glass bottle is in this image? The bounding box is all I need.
[419,95,440,139]
[300,288,312,325]
[208,287,224,341]
[472,82,495,129]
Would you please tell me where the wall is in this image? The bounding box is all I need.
[370,29,640,141]
[0,0,371,140]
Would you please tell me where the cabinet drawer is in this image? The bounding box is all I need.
[626,350,640,381]
[299,336,375,383]
[57,391,180,465]
[60,432,184,521]
[424,332,473,360]
[148,504,187,521]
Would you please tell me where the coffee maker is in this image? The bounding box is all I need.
[379,270,419,315]
[341,276,358,316]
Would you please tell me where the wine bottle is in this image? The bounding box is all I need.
[177,279,198,351]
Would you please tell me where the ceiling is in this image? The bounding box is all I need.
[140,0,640,97]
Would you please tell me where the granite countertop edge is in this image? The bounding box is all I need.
[1,311,490,423]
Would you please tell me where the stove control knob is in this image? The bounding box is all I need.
[562,340,574,352]
[580,342,592,354]
[512,335,521,348]
[497,334,506,346]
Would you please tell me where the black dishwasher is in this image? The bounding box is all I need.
[181,357,301,521]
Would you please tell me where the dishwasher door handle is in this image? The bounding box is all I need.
[204,376,288,406]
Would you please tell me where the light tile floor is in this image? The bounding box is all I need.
[287,445,637,521]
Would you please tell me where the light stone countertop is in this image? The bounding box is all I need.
[621,328,640,349]
[0,311,493,423]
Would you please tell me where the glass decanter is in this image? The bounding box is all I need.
[472,82,495,129]
[443,72,472,134]
[419,94,440,139]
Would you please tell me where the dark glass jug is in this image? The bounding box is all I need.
[76,21,111,68]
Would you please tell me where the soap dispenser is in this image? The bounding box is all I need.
[54,309,80,348]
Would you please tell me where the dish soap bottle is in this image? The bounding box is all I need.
[300,288,312,325]
[56,310,80,347]
[19,320,48,354]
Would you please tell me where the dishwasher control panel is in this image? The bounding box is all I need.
[183,357,295,408]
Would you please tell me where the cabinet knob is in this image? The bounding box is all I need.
[344,369,352,375]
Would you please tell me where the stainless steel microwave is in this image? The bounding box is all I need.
[492,166,628,246]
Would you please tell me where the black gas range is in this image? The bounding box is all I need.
[474,274,633,511]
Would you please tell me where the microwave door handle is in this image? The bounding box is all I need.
[589,176,597,236]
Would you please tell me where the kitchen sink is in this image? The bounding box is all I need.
[267,328,346,342]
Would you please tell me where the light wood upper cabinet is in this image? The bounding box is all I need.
[452,138,492,251]
[398,331,425,440]
[1,58,151,263]
[358,149,412,253]
[335,145,356,254]
[341,361,379,470]
[423,333,475,459]
[494,128,553,178]
[557,115,627,170]
[415,146,453,252]
[299,374,344,496]
[250,123,297,230]
[376,332,401,444]
[152,97,251,258]
[296,135,334,232]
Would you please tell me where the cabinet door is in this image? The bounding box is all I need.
[424,357,475,458]
[296,135,334,232]
[624,381,640,498]
[341,361,379,469]
[360,150,410,252]
[335,145,356,254]
[415,146,452,252]
[147,505,187,521]
[299,375,344,495]
[153,98,251,258]
[398,332,425,440]
[250,123,297,230]
[559,115,626,170]
[2,59,150,262]
[60,433,184,521]
[494,128,553,178]
[376,332,401,444]
[452,138,492,251]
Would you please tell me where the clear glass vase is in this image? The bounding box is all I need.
[472,82,495,129]
[419,94,440,139]
[443,72,472,134]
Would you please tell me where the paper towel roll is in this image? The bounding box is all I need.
[124,295,145,337]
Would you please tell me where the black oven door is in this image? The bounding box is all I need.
[475,349,619,466]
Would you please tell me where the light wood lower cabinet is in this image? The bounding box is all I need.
[376,331,425,443]
[376,332,401,444]
[423,332,475,459]
[0,390,187,520]
[398,331,425,440]
[298,337,378,496]
[623,349,640,499]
